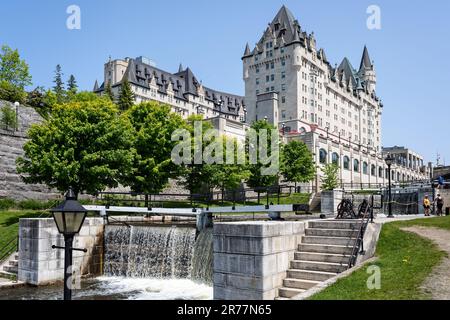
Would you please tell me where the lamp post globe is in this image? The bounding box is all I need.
[50,188,87,300]
[385,154,395,218]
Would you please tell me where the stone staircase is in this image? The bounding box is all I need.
[308,193,322,212]
[277,219,361,299]
[0,253,19,281]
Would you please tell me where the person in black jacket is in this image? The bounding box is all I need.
[435,194,444,216]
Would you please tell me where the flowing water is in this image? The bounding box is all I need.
[0,225,214,300]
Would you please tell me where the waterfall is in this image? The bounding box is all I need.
[191,228,213,284]
[104,225,197,279]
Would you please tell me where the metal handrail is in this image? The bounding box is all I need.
[348,195,374,268]
[0,236,18,263]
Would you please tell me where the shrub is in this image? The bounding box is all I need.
[0,104,18,130]
[0,80,26,104]
[17,199,53,210]
[0,198,16,210]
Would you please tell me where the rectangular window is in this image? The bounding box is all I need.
[281,59,285,66]
[256,78,259,85]
[256,67,259,73]
[281,110,286,118]
[281,84,286,91]
[282,96,286,103]
[271,62,275,69]
[271,74,275,81]
[281,71,286,79]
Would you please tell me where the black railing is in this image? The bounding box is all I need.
[96,184,310,210]
[347,193,380,268]
[0,235,18,264]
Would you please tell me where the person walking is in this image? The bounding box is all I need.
[423,195,431,216]
[435,194,444,216]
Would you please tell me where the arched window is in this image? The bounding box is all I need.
[397,172,401,181]
[319,149,327,164]
[332,153,339,166]
[299,127,306,134]
[343,156,350,170]
[385,168,389,178]
[354,159,360,173]
[363,162,368,175]
[371,165,376,176]
[402,174,405,182]
[379,167,383,178]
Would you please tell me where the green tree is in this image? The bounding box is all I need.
[179,115,216,195]
[210,136,251,194]
[122,101,186,194]
[0,45,32,88]
[16,97,135,197]
[0,80,26,103]
[0,105,17,130]
[321,163,339,191]
[67,74,78,95]
[105,82,115,102]
[281,140,316,188]
[117,78,135,111]
[53,64,65,103]
[246,120,279,191]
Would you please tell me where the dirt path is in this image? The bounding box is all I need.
[401,226,450,300]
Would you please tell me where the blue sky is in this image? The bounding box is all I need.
[1,0,449,164]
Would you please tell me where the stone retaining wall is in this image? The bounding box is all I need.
[213,221,306,300]
[0,100,60,200]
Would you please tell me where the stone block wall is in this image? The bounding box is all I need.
[0,100,60,200]
[18,218,104,285]
[321,190,343,215]
[213,221,306,300]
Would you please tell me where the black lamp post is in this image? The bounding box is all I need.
[385,154,395,218]
[50,188,87,300]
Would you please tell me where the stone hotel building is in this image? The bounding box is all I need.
[94,5,431,188]
[241,6,431,187]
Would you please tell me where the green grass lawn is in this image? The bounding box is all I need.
[0,210,50,260]
[310,216,450,300]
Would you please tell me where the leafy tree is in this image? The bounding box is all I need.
[281,140,316,188]
[67,75,78,95]
[53,64,65,103]
[179,115,216,195]
[246,120,279,191]
[122,101,186,194]
[105,82,115,102]
[321,163,339,191]
[0,80,26,103]
[0,45,32,88]
[117,78,135,111]
[16,97,135,197]
[210,136,251,194]
[0,105,17,130]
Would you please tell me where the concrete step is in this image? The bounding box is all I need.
[8,260,18,267]
[278,287,305,298]
[299,243,354,255]
[302,236,357,246]
[287,269,337,282]
[305,228,359,238]
[290,260,347,273]
[283,278,321,290]
[0,271,17,281]
[3,265,18,274]
[295,252,350,264]
[309,220,361,230]
[274,297,290,301]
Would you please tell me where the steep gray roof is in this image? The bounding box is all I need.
[359,45,372,71]
[97,57,245,116]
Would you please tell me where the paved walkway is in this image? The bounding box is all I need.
[401,226,450,300]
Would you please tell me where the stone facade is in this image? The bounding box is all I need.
[18,218,104,285]
[0,100,60,200]
[242,6,430,187]
[95,57,249,141]
[213,221,306,300]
